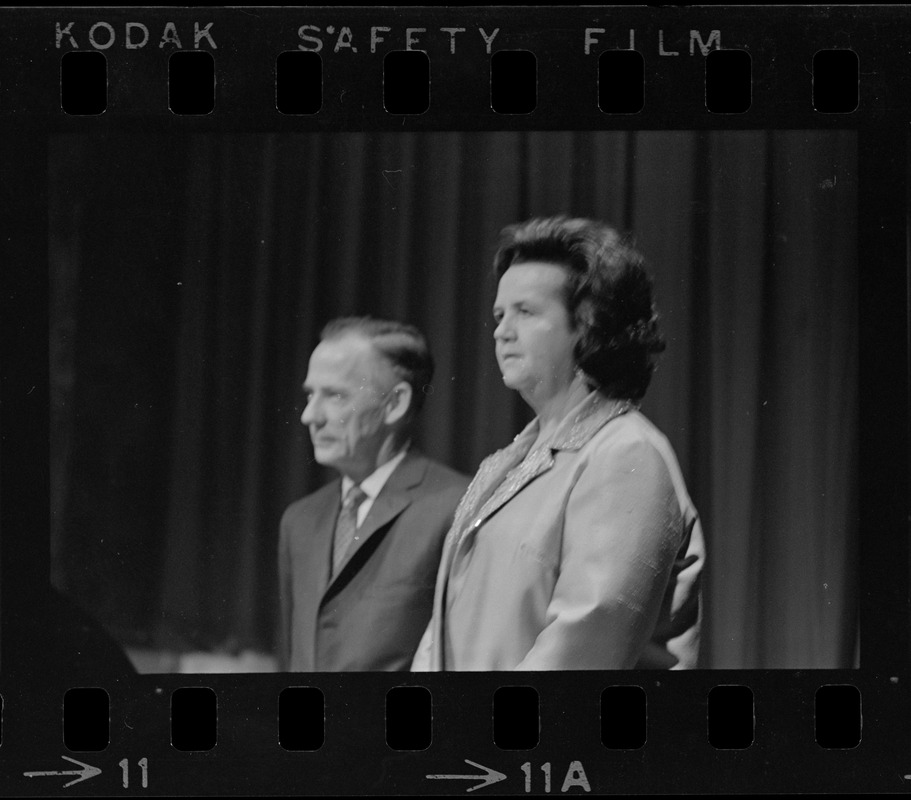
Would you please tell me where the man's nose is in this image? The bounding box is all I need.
[301,397,320,426]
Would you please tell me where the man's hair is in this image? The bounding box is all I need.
[320,316,435,419]
[493,216,666,401]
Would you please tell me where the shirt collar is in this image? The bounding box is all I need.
[341,446,409,500]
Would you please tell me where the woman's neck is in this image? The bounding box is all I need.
[524,374,591,444]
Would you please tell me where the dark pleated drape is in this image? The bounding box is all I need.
[50,130,858,668]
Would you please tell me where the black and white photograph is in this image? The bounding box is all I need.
[2,4,910,797]
[47,129,858,674]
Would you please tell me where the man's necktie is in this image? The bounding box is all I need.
[331,484,367,577]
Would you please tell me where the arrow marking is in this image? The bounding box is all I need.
[427,759,508,792]
[24,755,102,788]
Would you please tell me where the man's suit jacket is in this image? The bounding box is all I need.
[412,392,704,671]
[279,450,468,671]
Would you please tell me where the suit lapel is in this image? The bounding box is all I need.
[297,483,342,669]
[430,433,544,665]
[456,446,554,552]
[326,452,428,585]
[312,486,341,596]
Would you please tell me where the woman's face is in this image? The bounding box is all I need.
[493,261,580,403]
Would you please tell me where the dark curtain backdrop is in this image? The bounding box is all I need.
[49,130,857,669]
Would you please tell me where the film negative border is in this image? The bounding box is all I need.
[0,7,903,125]
[0,5,909,797]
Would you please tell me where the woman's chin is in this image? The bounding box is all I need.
[502,375,538,399]
[500,372,522,391]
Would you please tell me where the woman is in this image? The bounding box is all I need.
[412,216,704,670]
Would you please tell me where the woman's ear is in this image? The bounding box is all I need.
[384,381,413,426]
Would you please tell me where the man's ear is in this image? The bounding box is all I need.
[384,381,413,426]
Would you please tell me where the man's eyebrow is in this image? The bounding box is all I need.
[303,383,348,395]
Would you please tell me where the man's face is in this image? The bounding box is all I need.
[301,334,394,479]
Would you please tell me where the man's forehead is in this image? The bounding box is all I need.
[306,334,388,382]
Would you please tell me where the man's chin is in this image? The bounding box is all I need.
[311,446,339,468]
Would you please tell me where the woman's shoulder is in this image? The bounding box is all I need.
[588,408,668,448]
[585,410,681,474]
[585,409,694,505]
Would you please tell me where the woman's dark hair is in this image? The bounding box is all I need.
[493,216,666,401]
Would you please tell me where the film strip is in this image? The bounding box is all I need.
[0,5,908,796]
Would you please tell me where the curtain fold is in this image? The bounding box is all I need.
[50,130,858,668]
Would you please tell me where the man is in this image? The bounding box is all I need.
[278,317,468,671]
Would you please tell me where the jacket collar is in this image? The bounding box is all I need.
[449,392,636,552]
[340,447,409,505]
[547,391,638,451]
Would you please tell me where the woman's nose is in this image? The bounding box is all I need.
[494,316,513,341]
